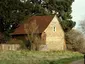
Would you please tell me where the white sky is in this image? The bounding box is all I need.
[71,0,85,27]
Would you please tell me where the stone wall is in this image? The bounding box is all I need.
[0,44,20,50]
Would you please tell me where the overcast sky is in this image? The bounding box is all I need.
[71,0,85,27]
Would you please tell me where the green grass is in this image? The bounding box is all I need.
[0,50,83,64]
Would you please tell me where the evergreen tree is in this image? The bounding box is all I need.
[44,0,76,32]
[0,0,33,40]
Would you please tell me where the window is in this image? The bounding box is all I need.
[54,27,56,32]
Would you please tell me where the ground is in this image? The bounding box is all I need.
[70,59,84,64]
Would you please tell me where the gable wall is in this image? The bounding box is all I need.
[44,15,66,51]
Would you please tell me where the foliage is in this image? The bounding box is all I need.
[0,0,33,40]
[0,50,83,64]
[60,20,76,32]
[65,29,85,53]
[0,32,6,43]
[55,0,76,32]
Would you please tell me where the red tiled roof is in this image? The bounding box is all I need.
[12,24,25,35]
[12,16,54,35]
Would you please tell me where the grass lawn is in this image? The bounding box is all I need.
[0,50,83,64]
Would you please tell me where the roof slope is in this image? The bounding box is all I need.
[12,16,54,35]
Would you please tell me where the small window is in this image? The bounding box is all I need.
[54,27,56,32]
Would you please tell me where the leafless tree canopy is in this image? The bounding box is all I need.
[79,20,85,34]
[24,20,41,50]
[65,29,85,53]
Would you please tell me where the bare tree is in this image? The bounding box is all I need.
[79,20,85,34]
[24,20,41,50]
[79,20,85,53]
[65,29,85,53]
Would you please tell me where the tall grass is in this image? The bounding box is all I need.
[0,50,83,64]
